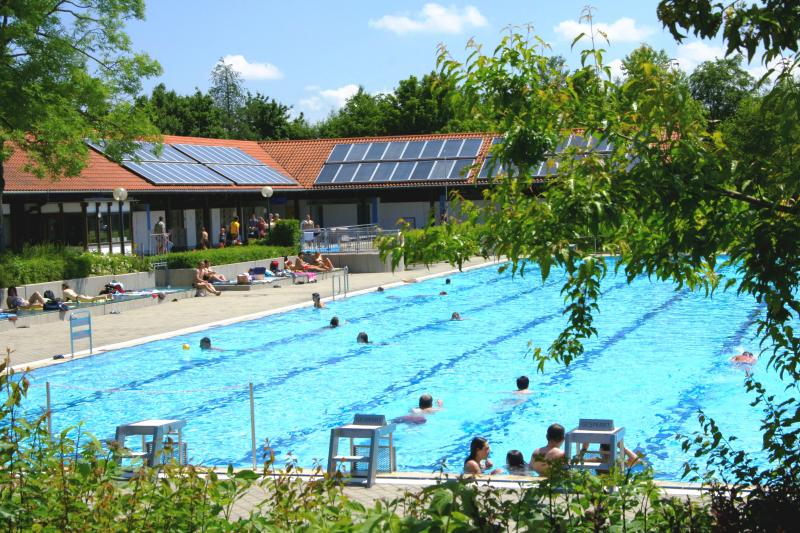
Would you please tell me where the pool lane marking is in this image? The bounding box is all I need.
[14,259,502,373]
[34,267,565,417]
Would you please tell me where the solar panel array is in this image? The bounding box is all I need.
[315,137,484,185]
[478,133,613,180]
[88,141,297,186]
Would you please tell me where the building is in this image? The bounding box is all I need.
[2,132,499,253]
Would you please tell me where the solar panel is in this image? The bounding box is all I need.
[420,140,444,158]
[429,159,455,180]
[365,142,388,160]
[352,162,378,182]
[372,162,396,181]
[123,161,231,185]
[88,140,196,163]
[401,141,425,160]
[450,158,475,179]
[335,163,359,183]
[344,143,369,162]
[208,164,295,185]
[328,144,351,162]
[459,138,483,157]
[382,141,407,160]
[393,161,416,180]
[172,144,264,165]
[316,164,340,183]
[440,139,463,158]
[411,160,434,180]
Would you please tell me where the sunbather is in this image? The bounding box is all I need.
[6,286,46,310]
[202,260,226,282]
[194,262,221,296]
[312,252,334,271]
[62,283,109,303]
[294,256,326,272]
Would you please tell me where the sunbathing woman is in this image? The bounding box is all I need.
[202,260,227,282]
[194,262,221,295]
[62,283,109,303]
[294,256,326,272]
[6,286,46,310]
[312,252,334,271]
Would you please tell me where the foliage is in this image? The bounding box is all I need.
[209,59,246,136]
[379,216,484,270]
[153,245,296,270]
[380,4,800,528]
[257,218,300,248]
[689,55,756,124]
[0,245,148,288]
[0,359,715,531]
[0,0,161,252]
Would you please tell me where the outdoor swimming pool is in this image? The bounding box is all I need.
[22,261,783,479]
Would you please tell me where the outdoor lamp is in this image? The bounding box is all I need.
[112,187,127,254]
[261,186,274,239]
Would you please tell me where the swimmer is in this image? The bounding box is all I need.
[506,450,528,475]
[731,351,757,364]
[199,337,223,351]
[515,375,532,394]
[377,286,384,292]
[329,316,340,328]
[357,331,370,344]
[451,312,462,321]
[464,437,503,476]
[413,393,443,414]
[312,292,325,309]
[445,278,451,285]
[439,291,448,296]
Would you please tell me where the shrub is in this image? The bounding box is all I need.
[257,218,300,248]
[153,245,295,269]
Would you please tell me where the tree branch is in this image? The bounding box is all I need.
[704,183,796,214]
[35,30,111,70]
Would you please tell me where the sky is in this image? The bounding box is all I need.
[125,1,752,123]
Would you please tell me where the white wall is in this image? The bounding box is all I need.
[322,203,358,227]
[184,209,197,248]
[379,201,431,229]
[133,209,162,255]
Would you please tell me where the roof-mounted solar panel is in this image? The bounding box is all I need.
[208,164,295,185]
[344,143,369,162]
[401,141,425,160]
[440,139,463,158]
[335,163,359,182]
[372,162,397,181]
[420,140,444,158]
[88,140,196,163]
[459,138,483,158]
[450,158,475,179]
[429,159,455,180]
[352,162,378,182]
[392,161,415,180]
[365,142,388,160]
[172,144,264,165]
[327,144,351,163]
[123,161,232,185]
[382,141,407,160]
[316,164,340,183]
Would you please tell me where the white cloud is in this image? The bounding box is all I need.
[554,17,653,44]
[299,84,360,113]
[221,54,283,80]
[607,59,624,80]
[674,41,724,72]
[369,3,487,35]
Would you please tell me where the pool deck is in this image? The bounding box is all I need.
[6,257,499,371]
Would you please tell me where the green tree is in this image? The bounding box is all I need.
[317,87,392,137]
[383,72,458,134]
[136,83,225,138]
[689,56,755,124]
[0,0,161,252]
[209,59,245,137]
[241,92,316,140]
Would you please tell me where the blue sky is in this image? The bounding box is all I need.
[126,1,742,123]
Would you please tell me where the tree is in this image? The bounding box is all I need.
[689,56,755,124]
[241,92,316,140]
[0,0,161,252]
[209,59,245,137]
[380,4,800,526]
[136,84,225,138]
[317,87,392,138]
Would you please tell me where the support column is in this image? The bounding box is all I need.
[106,201,113,253]
[58,202,66,244]
[94,202,102,252]
[371,197,379,226]
[80,202,89,251]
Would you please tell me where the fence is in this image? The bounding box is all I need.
[301,224,400,254]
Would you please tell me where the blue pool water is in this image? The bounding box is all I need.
[23,262,782,479]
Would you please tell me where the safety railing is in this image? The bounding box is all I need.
[331,266,349,301]
[301,224,399,254]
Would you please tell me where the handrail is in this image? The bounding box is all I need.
[331,266,349,301]
[302,224,400,254]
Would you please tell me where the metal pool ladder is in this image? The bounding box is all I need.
[331,266,349,300]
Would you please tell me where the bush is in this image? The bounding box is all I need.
[153,245,296,269]
[257,218,300,248]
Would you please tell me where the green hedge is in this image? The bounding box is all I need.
[256,218,301,247]
[151,245,296,269]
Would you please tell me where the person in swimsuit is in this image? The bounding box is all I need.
[530,424,566,476]
[6,286,46,310]
[312,252,334,271]
[295,256,326,272]
[464,437,503,475]
[312,292,325,309]
[62,283,109,303]
[515,376,532,394]
[731,351,757,364]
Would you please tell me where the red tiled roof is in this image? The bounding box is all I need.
[260,132,497,189]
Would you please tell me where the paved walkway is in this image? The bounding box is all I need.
[5,258,496,370]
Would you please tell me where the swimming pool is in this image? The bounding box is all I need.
[22,261,782,479]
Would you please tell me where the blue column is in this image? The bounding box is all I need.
[438,192,446,222]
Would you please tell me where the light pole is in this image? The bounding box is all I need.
[112,187,128,255]
[261,186,274,240]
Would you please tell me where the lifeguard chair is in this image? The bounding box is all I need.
[564,418,625,472]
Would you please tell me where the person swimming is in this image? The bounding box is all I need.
[451,312,462,320]
[445,278,451,285]
[312,292,325,309]
[506,449,528,475]
[515,375,532,394]
[330,316,340,328]
[377,286,384,292]
[357,331,370,343]
[199,337,223,351]
[439,291,448,296]
[731,351,757,364]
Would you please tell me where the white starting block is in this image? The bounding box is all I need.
[564,418,625,472]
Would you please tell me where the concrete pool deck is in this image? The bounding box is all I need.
[5,257,500,371]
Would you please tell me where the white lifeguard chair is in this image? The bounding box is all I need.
[114,419,187,467]
[327,414,396,487]
[564,418,626,472]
